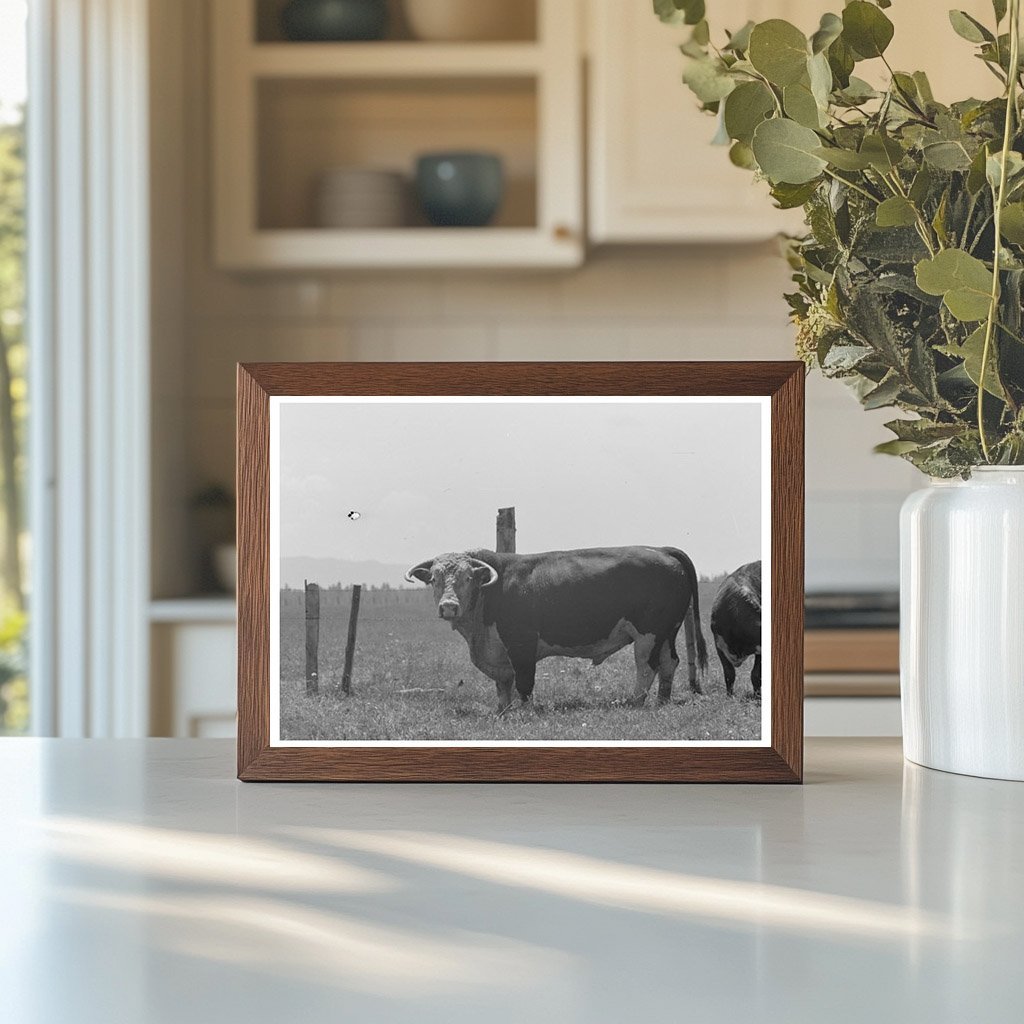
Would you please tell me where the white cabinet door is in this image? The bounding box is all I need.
[587,0,996,244]
[587,0,810,242]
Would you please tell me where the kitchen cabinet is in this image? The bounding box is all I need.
[150,600,237,737]
[586,0,998,244]
[587,0,812,243]
[211,0,583,269]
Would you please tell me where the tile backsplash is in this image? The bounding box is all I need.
[157,0,916,597]
[181,246,917,592]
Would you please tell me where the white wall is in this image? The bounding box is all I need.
[160,0,920,598]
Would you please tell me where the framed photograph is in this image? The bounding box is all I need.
[237,362,804,782]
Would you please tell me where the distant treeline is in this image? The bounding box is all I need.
[280,585,433,618]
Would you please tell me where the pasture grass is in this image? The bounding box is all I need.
[278,580,762,743]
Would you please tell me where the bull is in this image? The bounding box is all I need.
[405,546,708,712]
[710,560,762,697]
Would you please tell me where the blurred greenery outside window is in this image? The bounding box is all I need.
[0,0,28,733]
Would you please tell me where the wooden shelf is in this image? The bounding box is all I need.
[218,226,580,270]
[249,42,544,79]
[150,597,237,624]
[804,629,900,675]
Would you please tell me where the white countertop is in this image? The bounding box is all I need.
[0,738,1020,1023]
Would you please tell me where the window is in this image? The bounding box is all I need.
[0,0,28,734]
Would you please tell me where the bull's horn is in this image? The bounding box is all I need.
[405,559,434,584]
[471,559,499,587]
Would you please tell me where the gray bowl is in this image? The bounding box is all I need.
[415,152,505,228]
[280,0,388,42]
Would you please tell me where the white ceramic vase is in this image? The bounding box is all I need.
[900,467,1024,780]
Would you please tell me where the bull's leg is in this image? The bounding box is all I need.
[494,674,515,714]
[657,638,680,704]
[511,658,536,704]
[630,634,658,705]
[750,653,761,696]
[717,647,736,697]
[683,615,703,695]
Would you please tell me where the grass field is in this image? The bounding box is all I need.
[278,578,762,743]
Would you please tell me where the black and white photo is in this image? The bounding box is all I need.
[269,396,770,747]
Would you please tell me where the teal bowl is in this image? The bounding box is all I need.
[281,0,388,42]
[415,152,505,228]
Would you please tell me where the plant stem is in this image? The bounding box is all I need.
[884,170,939,254]
[979,0,1021,462]
[822,167,880,205]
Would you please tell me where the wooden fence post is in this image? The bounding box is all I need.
[341,584,362,695]
[496,506,516,553]
[305,580,320,696]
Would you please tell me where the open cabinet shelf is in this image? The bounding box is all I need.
[249,42,546,77]
[212,0,582,269]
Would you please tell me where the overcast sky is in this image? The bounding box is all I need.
[277,398,764,578]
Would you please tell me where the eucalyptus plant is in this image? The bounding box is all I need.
[657,0,1024,476]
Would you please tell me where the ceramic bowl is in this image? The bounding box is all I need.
[281,0,388,42]
[403,0,534,42]
[415,152,504,228]
[316,168,407,228]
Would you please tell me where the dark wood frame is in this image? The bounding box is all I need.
[237,362,804,782]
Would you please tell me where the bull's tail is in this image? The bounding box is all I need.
[665,548,708,675]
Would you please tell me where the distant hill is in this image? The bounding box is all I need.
[280,557,415,590]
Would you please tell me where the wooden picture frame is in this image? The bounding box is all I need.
[237,362,804,782]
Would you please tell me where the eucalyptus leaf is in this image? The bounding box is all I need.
[939,326,1006,398]
[729,140,757,169]
[827,35,856,89]
[860,133,904,173]
[751,118,828,184]
[915,250,994,322]
[723,81,775,144]
[913,71,935,104]
[948,10,994,44]
[1000,203,1024,244]
[814,146,872,170]
[810,12,843,54]
[724,20,755,52]
[711,107,731,145]
[683,57,736,104]
[841,1,894,59]
[874,439,921,455]
[876,197,918,228]
[770,180,820,209]
[967,144,992,193]
[784,80,824,129]
[837,76,879,104]
[884,418,963,443]
[653,0,705,26]
[922,140,973,171]
[862,374,903,409]
[808,52,833,109]
[986,150,1024,191]
[748,20,809,86]
[909,165,933,205]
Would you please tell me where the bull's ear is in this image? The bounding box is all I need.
[471,560,499,588]
[405,559,434,584]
